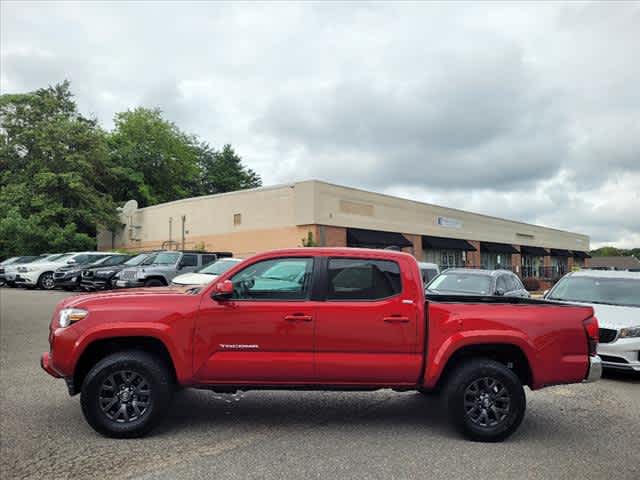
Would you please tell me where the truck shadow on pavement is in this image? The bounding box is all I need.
[147,389,573,442]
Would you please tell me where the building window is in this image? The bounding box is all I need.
[233,213,242,226]
[424,249,465,269]
[481,252,511,270]
[551,256,568,278]
[522,255,543,278]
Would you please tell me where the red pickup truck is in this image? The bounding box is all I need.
[41,248,601,441]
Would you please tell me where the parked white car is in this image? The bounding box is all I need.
[4,254,61,286]
[15,252,111,290]
[418,262,440,285]
[171,257,242,287]
[545,270,640,372]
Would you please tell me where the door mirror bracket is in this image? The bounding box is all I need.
[212,279,234,300]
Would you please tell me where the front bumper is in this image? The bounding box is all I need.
[584,355,602,383]
[81,277,109,290]
[53,276,80,288]
[14,272,38,285]
[598,337,640,372]
[114,279,144,288]
[40,352,62,378]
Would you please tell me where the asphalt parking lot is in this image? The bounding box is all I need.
[1,288,638,480]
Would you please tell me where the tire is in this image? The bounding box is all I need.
[417,387,439,397]
[37,272,56,290]
[144,278,165,287]
[444,358,526,442]
[81,350,173,438]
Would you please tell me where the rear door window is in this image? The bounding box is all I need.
[180,254,198,267]
[201,254,217,266]
[327,258,401,300]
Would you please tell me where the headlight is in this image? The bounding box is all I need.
[58,308,88,328]
[619,326,640,338]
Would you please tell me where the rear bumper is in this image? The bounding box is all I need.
[40,352,62,378]
[584,355,602,383]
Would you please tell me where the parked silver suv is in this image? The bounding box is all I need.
[114,250,232,287]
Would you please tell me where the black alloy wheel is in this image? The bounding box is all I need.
[81,350,172,438]
[445,358,526,442]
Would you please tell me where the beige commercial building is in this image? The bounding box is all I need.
[98,180,591,285]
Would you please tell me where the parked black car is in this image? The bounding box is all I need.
[53,253,116,290]
[80,252,150,291]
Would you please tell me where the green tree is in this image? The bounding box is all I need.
[108,108,201,206]
[0,81,119,257]
[197,143,261,195]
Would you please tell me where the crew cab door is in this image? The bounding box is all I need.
[193,256,317,383]
[314,257,422,384]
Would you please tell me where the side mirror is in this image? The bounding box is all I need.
[67,259,76,265]
[495,287,506,296]
[543,289,549,298]
[212,279,233,300]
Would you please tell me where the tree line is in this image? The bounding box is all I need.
[0,81,261,258]
[590,246,640,258]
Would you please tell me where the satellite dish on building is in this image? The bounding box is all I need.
[119,200,140,241]
[121,200,138,217]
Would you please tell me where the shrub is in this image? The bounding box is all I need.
[522,277,540,291]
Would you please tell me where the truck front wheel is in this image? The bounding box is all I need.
[80,350,173,438]
[444,358,526,442]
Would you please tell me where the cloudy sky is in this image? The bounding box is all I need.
[2,1,639,248]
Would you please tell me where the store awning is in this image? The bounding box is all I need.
[550,248,571,257]
[480,241,519,254]
[520,245,549,256]
[572,250,592,259]
[346,228,413,248]
[422,235,476,251]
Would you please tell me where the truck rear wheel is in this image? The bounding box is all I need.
[444,358,525,442]
[80,350,173,438]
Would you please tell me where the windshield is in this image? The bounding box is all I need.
[124,253,149,266]
[421,268,439,284]
[142,252,180,266]
[15,256,40,264]
[100,255,130,266]
[548,276,640,307]
[427,273,492,295]
[47,254,72,263]
[198,259,239,275]
[29,254,68,264]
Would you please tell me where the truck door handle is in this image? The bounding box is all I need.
[284,314,313,322]
[383,316,410,323]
